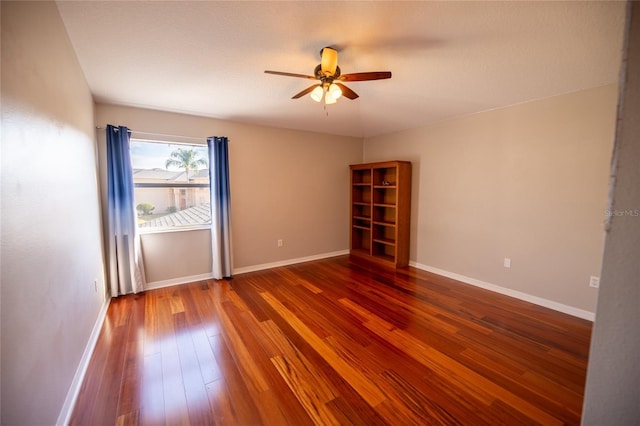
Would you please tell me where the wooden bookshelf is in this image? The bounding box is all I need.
[349,161,411,268]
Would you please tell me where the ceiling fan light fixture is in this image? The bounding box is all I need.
[310,85,324,102]
[325,92,337,105]
[320,47,338,76]
[327,83,342,101]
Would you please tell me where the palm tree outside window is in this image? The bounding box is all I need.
[165,147,208,181]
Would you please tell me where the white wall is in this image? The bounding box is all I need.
[1,2,106,424]
[95,104,363,284]
[583,2,640,422]
[364,85,618,315]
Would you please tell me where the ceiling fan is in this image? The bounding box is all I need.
[264,46,392,105]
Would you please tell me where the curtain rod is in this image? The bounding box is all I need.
[95,126,209,143]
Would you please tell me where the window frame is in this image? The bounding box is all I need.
[130,138,211,234]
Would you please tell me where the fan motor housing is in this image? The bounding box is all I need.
[314,64,341,85]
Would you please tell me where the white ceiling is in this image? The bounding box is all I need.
[56,1,626,138]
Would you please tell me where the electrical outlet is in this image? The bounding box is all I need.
[503,258,511,268]
[589,276,600,288]
[277,239,283,248]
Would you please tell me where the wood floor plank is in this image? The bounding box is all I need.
[260,290,388,407]
[156,293,190,425]
[457,348,583,423]
[142,290,160,357]
[115,337,143,420]
[177,283,204,327]
[456,325,588,394]
[190,326,223,385]
[271,355,341,425]
[342,296,565,425]
[204,379,238,426]
[71,255,591,425]
[231,275,280,322]
[260,320,339,424]
[216,299,294,425]
[275,267,324,294]
[268,284,334,340]
[115,411,139,426]
[207,334,263,425]
[240,313,326,426]
[192,281,223,337]
[168,288,185,314]
[379,369,463,425]
[83,299,133,426]
[281,280,377,348]
[139,352,164,426]
[213,298,270,393]
[174,311,216,425]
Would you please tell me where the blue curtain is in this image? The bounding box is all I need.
[207,136,233,278]
[106,125,145,296]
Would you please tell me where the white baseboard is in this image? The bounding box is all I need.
[233,250,350,275]
[145,272,215,291]
[144,250,350,289]
[56,297,112,426]
[409,261,595,321]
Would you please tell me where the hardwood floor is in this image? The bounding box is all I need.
[70,256,592,425]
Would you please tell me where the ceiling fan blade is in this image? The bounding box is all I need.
[335,83,359,100]
[292,84,320,99]
[339,71,392,82]
[264,70,317,80]
[320,47,338,76]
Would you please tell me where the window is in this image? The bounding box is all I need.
[130,140,210,232]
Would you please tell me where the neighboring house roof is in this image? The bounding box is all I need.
[139,203,211,228]
[133,168,209,182]
[133,168,181,180]
[195,169,210,178]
